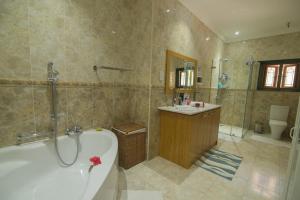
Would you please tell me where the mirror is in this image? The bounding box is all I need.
[165,50,197,95]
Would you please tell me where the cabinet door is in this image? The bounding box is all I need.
[202,112,211,152]
[210,109,220,146]
[160,112,177,160]
[194,113,205,156]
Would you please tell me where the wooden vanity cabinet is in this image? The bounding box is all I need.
[159,108,220,168]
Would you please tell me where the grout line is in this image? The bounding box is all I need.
[63,0,68,130]
[146,0,155,160]
[27,0,37,133]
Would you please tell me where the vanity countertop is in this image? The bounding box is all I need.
[158,103,221,115]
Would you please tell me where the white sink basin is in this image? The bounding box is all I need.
[158,104,221,115]
[171,105,199,111]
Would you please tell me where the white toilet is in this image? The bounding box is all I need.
[269,105,289,139]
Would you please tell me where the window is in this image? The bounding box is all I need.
[264,65,279,88]
[282,64,296,88]
[257,59,300,91]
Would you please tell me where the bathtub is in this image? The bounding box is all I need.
[0,129,119,200]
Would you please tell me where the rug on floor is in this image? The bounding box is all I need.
[195,148,242,180]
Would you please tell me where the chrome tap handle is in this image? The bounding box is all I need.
[65,124,82,136]
[65,128,71,136]
[73,120,82,133]
[74,125,83,134]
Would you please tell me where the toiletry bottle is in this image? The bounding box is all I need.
[187,97,191,105]
[178,97,183,105]
[183,97,187,105]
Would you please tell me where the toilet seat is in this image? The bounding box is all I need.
[269,120,287,126]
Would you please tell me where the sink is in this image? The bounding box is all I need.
[158,103,221,115]
[163,105,202,114]
[173,105,199,111]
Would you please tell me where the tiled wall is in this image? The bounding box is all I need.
[221,32,300,137]
[0,0,222,152]
[0,81,134,147]
[0,0,151,147]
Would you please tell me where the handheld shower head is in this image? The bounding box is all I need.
[48,62,59,82]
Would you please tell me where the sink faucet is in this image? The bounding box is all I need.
[173,97,177,106]
[172,93,183,106]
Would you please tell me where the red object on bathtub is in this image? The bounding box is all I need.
[90,156,101,166]
[88,156,101,173]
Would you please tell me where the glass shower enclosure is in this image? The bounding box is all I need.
[211,56,255,138]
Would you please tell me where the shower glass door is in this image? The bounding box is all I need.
[213,57,254,138]
[242,58,257,137]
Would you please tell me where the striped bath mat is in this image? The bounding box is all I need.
[195,148,242,180]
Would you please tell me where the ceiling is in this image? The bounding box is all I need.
[178,0,300,42]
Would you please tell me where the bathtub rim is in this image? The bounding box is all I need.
[0,129,119,200]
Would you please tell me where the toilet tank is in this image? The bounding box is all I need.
[270,105,289,121]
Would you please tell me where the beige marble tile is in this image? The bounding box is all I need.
[33,86,68,135]
[66,87,94,129]
[0,0,30,80]
[0,86,35,147]
[93,86,114,129]
[28,0,66,81]
[130,88,150,127]
[112,87,131,125]
[32,86,51,133]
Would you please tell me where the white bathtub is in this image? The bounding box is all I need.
[0,129,119,200]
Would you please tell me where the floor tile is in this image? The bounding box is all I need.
[119,133,290,200]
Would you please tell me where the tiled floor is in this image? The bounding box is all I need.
[219,124,244,137]
[120,190,163,200]
[247,131,291,148]
[119,134,290,200]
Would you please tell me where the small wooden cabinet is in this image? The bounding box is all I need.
[112,123,146,169]
[159,108,220,168]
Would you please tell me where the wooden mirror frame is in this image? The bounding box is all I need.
[165,50,198,95]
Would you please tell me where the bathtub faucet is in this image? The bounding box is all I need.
[65,125,83,136]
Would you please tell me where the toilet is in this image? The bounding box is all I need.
[269,105,289,139]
